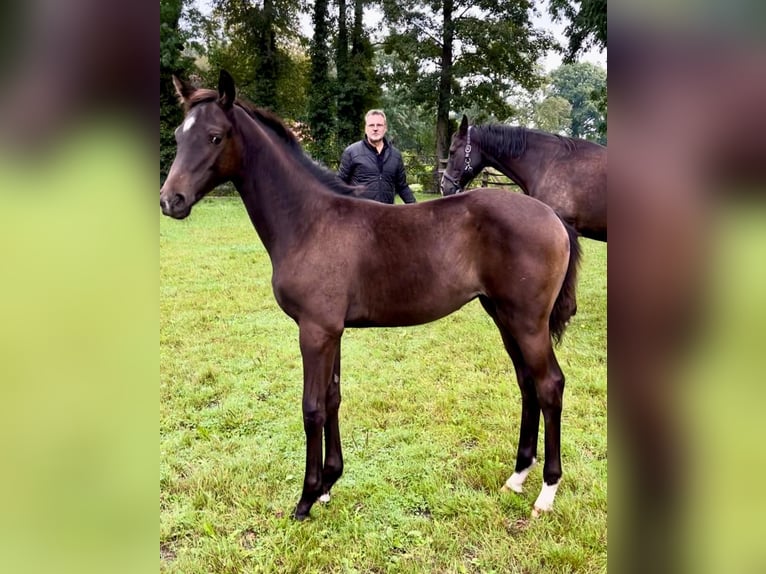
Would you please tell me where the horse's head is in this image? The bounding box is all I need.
[160,70,243,219]
[440,115,483,196]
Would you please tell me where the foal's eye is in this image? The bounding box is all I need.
[210,135,222,145]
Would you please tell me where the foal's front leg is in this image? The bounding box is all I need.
[293,323,341,520]
[319,341,343,504]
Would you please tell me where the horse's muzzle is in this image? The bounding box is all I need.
[160,192,189,219]
[440,173,462,196]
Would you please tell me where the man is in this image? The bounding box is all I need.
[337,110,417,204]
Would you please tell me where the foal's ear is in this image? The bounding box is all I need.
[218,69,236,110]
[459,114,469,135]
[172,75,196,103]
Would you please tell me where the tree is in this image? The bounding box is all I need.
[336,0,381,150]
[380,0,555,179]
[549,62,606,142]
[548,0,606,63]
[306,0,336,164]
[254,0,279,107]
[160,0,198,181]
[335,0,351,146]
[535,96,572,134]
[548,0,606,140]
[205,0,303,112]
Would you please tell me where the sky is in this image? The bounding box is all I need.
[193,0,606,73]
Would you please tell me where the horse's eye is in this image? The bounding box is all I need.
[210,135,222,145]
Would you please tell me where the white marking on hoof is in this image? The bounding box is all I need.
[531,480,560,517]
[501,458,536,493]
[182,113,197,132]
[318,493,331,504]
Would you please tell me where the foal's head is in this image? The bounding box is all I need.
[440,115,483,196]
[160,70,242,219]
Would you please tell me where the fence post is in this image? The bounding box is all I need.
[433,157,448,194]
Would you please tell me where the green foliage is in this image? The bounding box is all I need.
[548,0,606,62]
[202,0,304,113]
[592,83,607,143]
[549,62,606,142]
[451,3,553,112]
[160,0,198,182]
[335,0,351,145]
[161,1,607,183]
[306,0,337,165]
[535,96,572,134]
[253,0,280,108]
[547,0,606,143]
[380,0,555,169]
[336,0,381,150]
[305,0,380,163]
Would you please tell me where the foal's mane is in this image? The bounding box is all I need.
[476,124,578,159]
[186,89,359,197]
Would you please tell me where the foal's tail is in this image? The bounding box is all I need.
[550,219,582,345]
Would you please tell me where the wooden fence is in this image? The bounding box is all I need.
[427,158,518,194]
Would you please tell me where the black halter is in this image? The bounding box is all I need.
[441,126,474,194]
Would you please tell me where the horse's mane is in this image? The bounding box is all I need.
[476,124,578,159]
[186,89,360,197]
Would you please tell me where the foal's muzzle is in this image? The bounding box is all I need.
[160,192,189,219]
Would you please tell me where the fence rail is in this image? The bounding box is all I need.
[428,158,518,194]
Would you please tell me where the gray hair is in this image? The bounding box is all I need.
[365,109,387,124]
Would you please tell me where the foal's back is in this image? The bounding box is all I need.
[273,189,569,329]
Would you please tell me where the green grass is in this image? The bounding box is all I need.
[160,194,607,573]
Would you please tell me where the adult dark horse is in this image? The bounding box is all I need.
[160,71,581,520]
[441,115,607,242]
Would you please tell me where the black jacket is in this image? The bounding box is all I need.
[337,139,417,204]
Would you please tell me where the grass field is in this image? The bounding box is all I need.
[160,193,607,573]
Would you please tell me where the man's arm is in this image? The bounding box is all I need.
[395,153,417,203]
[337,147,354,184]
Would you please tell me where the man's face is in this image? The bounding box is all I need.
[365,114,387,144]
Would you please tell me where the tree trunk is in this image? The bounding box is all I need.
[336,0,355,147]
[307,0,335,163]
[254,0,279,109]
[435,0,454,191]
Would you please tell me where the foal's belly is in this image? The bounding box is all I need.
[344,286,482,328]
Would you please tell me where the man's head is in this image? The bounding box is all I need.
[364,110,387,146]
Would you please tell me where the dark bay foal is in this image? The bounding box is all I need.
[161,71,581,520]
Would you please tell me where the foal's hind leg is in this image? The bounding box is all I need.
[319,340,344,504]
[514,331,566,516]
[503,357,541,494]
[479,297,540,494]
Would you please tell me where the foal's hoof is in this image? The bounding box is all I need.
[292,502,313,521]
[531,481,559,518]
[318,493,331,504]
[292,510,310,521]
[501,477,525,494]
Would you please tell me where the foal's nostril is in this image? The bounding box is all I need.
[160,194,184,213]
[160,193,185,214]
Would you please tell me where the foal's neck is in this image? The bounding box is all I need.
[232,108,325,261]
